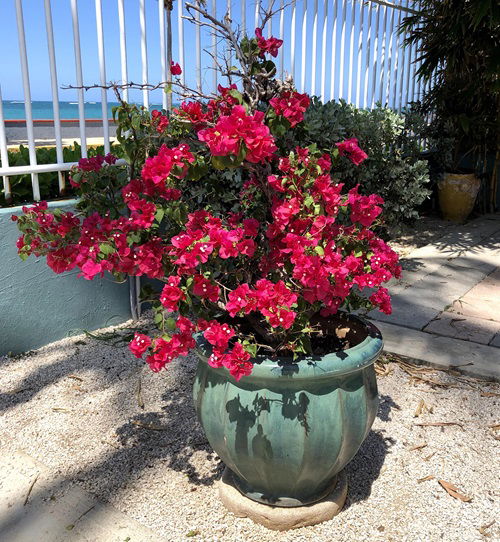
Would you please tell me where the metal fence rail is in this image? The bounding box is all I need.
[0,0,423,204]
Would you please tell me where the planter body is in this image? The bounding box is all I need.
[193,318,382,507]
[438,173,480,223]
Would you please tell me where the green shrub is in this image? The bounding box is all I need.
[0,142,121,207]
[288,98,431,231]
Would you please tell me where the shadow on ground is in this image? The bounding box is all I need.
[344,429,396,508]
[339,393,399,508]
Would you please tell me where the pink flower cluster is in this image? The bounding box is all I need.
[255,28,283,58]
[122,177,181,205]
[198,105,276,163]
[269,91,311,127]
[78,153,117,172]
[129,316,195,372]
[262,146,400,317]
[130,317,252,381]
[174,101,212,130]
[198,320,252,381]
[348,186,384,227]
[175,84,257,135]
[14,196,170,280]
[151,110,169,133]
[170,61,182,75]
[209,84,241,116]
[168,210,257,273]
[226,279,298,329]
[159,276,186,311]
[70,153,118,187]
[336,138,368,166]
[141,143,195,183]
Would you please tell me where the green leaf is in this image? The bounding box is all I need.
[211,156,227,170]
[314,245,325,256]
[261,60,276,75]
[245,343,257,358]
[131,114,141,131]
[227,89,243,104]
[304,195,314,207]
[154,312,164,325]
[155,208,165,223]
[211,152,245,170]
[128,232,141,245]
[99,243,116,255]
[165,317,177,331]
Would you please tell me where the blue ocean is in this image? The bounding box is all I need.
[2,100,165,120]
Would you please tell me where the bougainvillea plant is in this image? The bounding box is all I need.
[14,9,400,381]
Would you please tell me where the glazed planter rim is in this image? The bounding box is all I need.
[194,314,383,383]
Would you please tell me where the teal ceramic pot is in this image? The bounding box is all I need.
[192,315,382,507]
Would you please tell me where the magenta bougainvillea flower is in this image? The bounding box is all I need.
[255,28,283,58]
[170,61,182,75]
[336,137,369,166]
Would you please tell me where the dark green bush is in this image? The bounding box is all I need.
[287,98,431,231]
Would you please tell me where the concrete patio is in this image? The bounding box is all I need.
[371,214,500,381]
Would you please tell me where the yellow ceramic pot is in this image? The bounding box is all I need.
[438,173,481,223]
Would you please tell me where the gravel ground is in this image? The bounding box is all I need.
[0,318,499,542]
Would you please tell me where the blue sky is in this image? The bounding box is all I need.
[0,0,417,109]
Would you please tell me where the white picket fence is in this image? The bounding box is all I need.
[0,0,426,203]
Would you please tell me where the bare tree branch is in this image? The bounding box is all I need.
[62,80,215,102]
[62,0,292,111]
[258,0,293,29]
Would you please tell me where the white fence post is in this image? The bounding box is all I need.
[95,0,110,154]
[44,0,65,193]
[139,0,149,110]
[14,0,40,201]
[118,0,129,103]
[0,87,11,202]
[70,0,87,159]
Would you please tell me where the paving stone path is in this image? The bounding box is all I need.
[370,214,500,381]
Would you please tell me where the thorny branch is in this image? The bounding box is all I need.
[62,80,215,102]
[184,2,251,89]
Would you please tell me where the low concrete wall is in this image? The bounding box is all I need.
[5,119,117,147]
[0,200,131,355]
